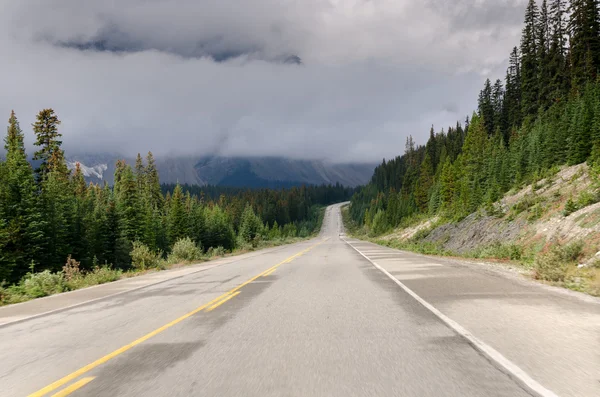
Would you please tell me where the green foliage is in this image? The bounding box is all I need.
[349,0,600,237]
[534,247,570,281]
[370,209,389,236]
[130,241,162,270]
[206,246,226,258]
[471,242,524,260]
[20,270,67,298]
[563,190,600,216]
[238,204,263,245]
[168,237,203,263]
[534,240,584,282]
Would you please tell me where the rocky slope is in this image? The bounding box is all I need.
[369,164,600,295]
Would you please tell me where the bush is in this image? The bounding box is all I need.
[476,242,523,260]
[130,241,162,270]
[21,270,67,298]
[576,190,599,208]
[560,240,584,262]
[169,237,203,263]
[207,246,226,258]
[534,241,583,282]
[63,255,81,281]
[563,197,578,216]
[534,247,569,282]
[85,266,122,284]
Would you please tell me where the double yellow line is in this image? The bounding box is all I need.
[29,238,328,397]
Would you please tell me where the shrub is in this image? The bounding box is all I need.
[563,197,578,216]
[477,242,523,260]
[207,246,226,258]
[534,248,569,282]
[576,190,599,208]
[534,241,583,282]
[560,240,584,262]
[21,270,67,298]
[169,237,203,263]
[86,266,122,284]
[62,255,81,281]
[130,241,162,270]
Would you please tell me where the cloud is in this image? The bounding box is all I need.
[0,0,527,163]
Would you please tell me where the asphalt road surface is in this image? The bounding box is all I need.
[1,204,542,396]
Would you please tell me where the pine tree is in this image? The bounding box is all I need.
[521,0,540,118]
[32,109,62,181]
[549,0,568,99]
[167,184,188,245]
[0,112,45,281]
[569,0,600,87]
[506,47,523,129]
[145,152,163,210]
[478,79,495,135]
[114,163,141,265]
[492,79,506,135]
[538,0,552,109]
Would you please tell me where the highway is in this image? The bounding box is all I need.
[0,204,575,396]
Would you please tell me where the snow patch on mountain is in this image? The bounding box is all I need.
[67,161,108,180]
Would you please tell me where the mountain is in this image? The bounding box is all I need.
[66,154,375,188]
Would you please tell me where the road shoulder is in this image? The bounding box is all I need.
[0,242,302,327]
[344,237,600,397]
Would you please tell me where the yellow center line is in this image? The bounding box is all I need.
[262,268,277,277]
[28,238,328,397]
[50,377,95,397]
[206,291,241,311]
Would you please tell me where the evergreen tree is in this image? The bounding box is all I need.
[521,0,540,118]
[114,164,141,265]
[32,109,62,181]
[506,47,523,129]
[549,0,569,99]
[568,0,600,87]
[167,184,188,245]
[478,79,495,135]
[0,112,45,281]
[145,152,163,210]
[538,0,552,109]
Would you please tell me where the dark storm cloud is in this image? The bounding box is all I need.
[0,0,528,163]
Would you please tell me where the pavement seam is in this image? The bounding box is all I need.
[0,241,308,329]
[342,236,560,397]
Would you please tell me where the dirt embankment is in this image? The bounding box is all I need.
[401,164,600,259]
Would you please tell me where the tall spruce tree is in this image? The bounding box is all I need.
[521,0,540,118]
[569,0,600,87]
[1,112,45,281]
[32,109,62,181]
[549,0,569,99]
[478,79,495,135]
[538,0,552,109]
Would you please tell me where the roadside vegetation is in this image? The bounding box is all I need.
[0,108,336,305]
[345,0,600,296]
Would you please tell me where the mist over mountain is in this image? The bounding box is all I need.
[67,154,375,188]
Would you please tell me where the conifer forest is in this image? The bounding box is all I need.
[350,0,600,234]
[0,108,353,285]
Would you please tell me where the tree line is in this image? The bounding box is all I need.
[0,109,353,283]
[350,0,600,233]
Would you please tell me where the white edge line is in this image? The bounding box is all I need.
[342,237,560,397]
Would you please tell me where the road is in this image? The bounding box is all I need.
[0,204,557,396]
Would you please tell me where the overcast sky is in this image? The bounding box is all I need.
[1,0,527,163]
